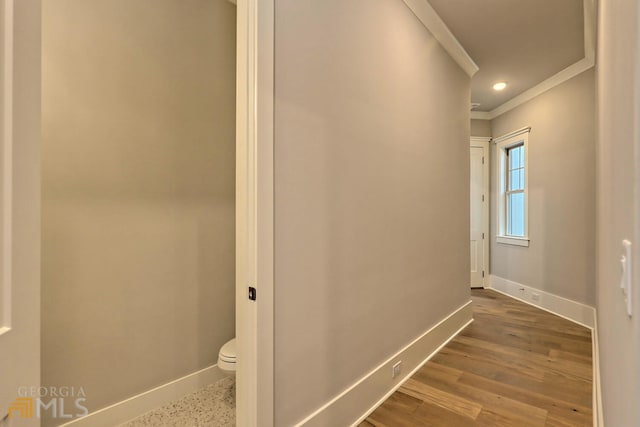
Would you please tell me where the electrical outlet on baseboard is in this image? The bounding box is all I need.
[392,361,402,379]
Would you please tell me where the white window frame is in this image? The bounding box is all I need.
[494,127,530,247]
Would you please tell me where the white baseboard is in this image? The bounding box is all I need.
[295,301,474,427]
[59,365,228,427]
[488,274,596,329]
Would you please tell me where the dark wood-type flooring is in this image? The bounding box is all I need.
[360,289,593,426]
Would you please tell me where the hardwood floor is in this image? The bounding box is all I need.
[360,289,593,426]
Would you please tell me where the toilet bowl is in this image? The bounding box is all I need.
[218,338,236,376]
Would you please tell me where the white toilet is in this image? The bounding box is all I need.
[218,338,237,376]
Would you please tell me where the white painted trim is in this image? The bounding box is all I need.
[592,311,603,427]
[470,138,490,287]
[58,365,229,427]
[236,0,275,424]
[496,236,530,247]
[488,275,596,329]
[401,0,478,77]
[492,126,531,144]
[254,0,275,419]
[471,0,597,120]
[0,0,14,337]
[470,111,491,120]
[489,58,595,119]
[494,130,530,242]
[470,136,491,144]
[484,273,492,288]
[295,301,474,427]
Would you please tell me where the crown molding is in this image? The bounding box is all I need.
[470,136,492,144]
[401,0,479,77]
[234,0,477,76]
[470,111,491,120]
[470,57,594,121]
[469,0,596,121]
[491,57,594,119]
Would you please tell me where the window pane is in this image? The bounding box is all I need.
[520,168,525,189]
[509,169,521,191]
[507,192,525,236]
[520,145,525,168]
[509,146,521,169]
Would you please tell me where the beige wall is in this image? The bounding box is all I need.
[274,0,471,424]
[490,69,596,306]
[41,0,236,422]
[471,119,492,137]
[596,0,640,425]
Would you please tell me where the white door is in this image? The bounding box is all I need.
[470,144,487,287]
[0,0,41,424]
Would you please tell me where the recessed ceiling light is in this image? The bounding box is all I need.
[493,82,507,91]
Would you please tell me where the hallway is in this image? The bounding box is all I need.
[361,290,593,426]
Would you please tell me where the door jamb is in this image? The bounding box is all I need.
[235,0,275,425]
[1,0,14,337]
[0,0,41,417]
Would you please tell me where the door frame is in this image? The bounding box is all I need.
[3,0,274,423]
[1,0,41,421]
[470,137,490,287]
[1,0,14,338]
[235,0,275,425]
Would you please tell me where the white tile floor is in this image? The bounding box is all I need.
[118,377,235,427]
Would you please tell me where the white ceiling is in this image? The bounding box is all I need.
[428,0,585,112]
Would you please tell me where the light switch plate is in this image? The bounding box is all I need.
[621,240,633,317]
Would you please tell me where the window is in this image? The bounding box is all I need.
[506,144,525,236]
[495,128,530,247]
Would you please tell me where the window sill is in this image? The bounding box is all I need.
[496,236,530,247]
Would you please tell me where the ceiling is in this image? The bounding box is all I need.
[428,0,585,112]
